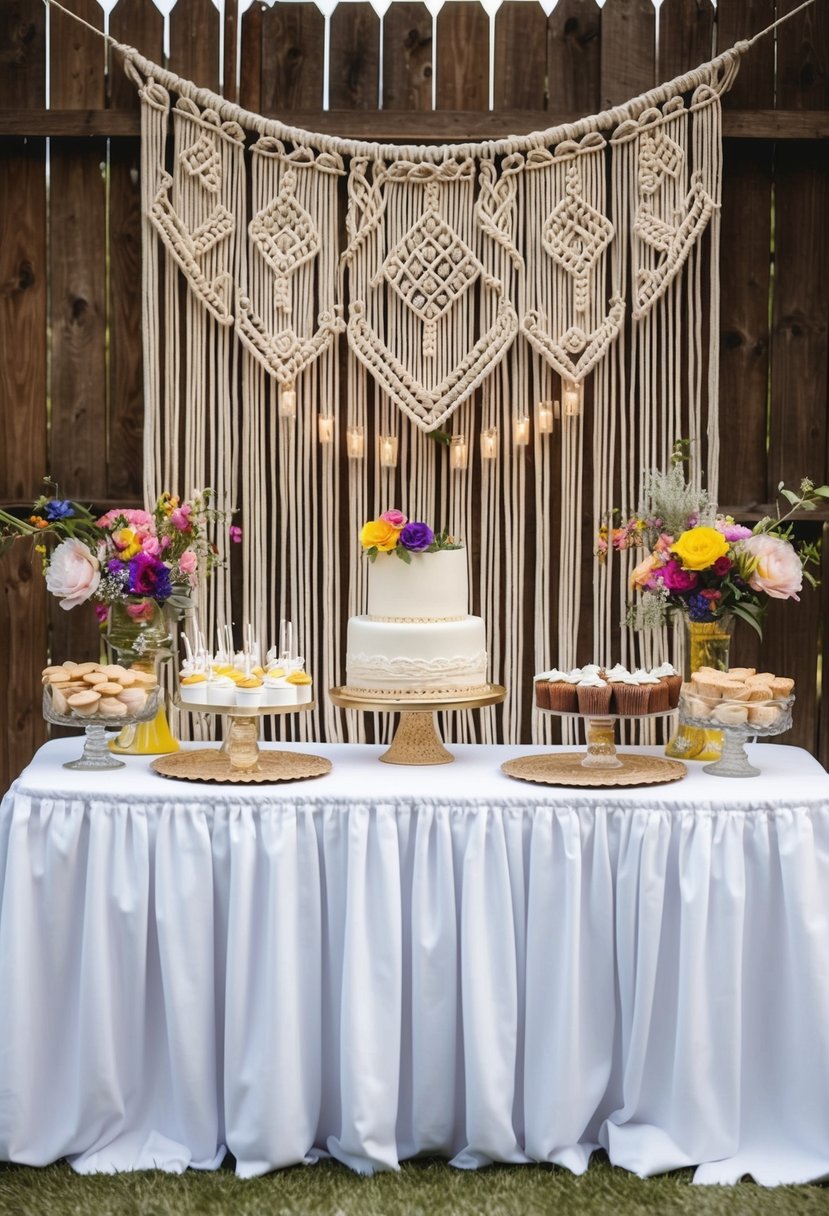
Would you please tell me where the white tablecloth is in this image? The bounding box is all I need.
[1,739,828,1185]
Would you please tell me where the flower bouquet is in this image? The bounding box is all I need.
[1,484,239,755]
[360,509,462,564]
[597,444,826,638]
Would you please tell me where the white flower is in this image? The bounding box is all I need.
[45,538,101,610]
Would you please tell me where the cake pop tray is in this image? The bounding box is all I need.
[501,753,687,788]
[174,698,316,717]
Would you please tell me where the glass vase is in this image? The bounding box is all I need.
[105,597,179,755]
[665,614,735,761]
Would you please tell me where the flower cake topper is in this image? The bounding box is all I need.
[597,441,828,637]
[360,509,463,564]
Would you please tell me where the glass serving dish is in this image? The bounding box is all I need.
[677,688,794,777]
[43,684,162,770]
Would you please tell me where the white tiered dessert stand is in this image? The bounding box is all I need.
[329,684,507,765]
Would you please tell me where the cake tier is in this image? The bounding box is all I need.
[367,548,469,621]
[346,616,487,693]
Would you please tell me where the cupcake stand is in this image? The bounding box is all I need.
[502,709,687,787]
[150,699,331,784]
[328,684,507,765]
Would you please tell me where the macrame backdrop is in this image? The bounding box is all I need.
[121,38,745,746]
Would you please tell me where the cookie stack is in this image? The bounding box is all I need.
[681,666,794,728]
[42,661,157,720]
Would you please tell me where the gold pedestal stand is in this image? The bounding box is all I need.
[150,700,331,784]
[329,685,506,765]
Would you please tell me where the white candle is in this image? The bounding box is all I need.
[346,425,364,459]
[449,435,468,470]
[563,380,582,417]
[513,416,530,446]
[537,401,554,434]
[318,413,334,443]
[379,434,398,468]
[279,383,297,418]
[480,427,498,460]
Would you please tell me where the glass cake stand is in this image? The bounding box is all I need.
[43,685,162,770]
[329,685,507,765]
[501,707,687,787]
[677,691,794,777]
[149,699,331,784]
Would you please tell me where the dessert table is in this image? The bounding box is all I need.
[1,739,828,1185]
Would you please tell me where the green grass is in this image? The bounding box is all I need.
[0,1156,826,1216]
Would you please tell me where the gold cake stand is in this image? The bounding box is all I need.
[329,685,507,765]
[150,699,331,784]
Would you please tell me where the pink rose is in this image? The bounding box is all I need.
[170,504,192,531]
[380,509,407,529]
[142,535,162,557]
[179,548,198,585]
[661,559,699,592]
[44,539,101,610]
[739,534,803,600]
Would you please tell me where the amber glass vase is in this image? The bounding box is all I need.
[106,597,179,755]
[665,615,734,761]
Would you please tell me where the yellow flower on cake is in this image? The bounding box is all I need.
[360,519,400,553]
[670,526,729,571]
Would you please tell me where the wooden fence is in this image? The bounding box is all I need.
[1,0,827,789]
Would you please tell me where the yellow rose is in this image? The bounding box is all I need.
[670,526,729,571]
[112,527,142,559]
[360,518,401,552]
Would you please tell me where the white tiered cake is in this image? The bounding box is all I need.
[345,548,488,698]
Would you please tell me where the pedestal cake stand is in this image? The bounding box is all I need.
[329,685,507,765]
[150,700,331,784]
[502,709,687,787]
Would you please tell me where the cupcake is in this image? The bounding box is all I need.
[575,675,612,716]
[610,678,650,716]
[286,671,313,704]
[236,677,265,707]
[179,673,208,703]
[534,678,552,710]
[547,673,579,713]
[206,673,237,706]
[651,662,683,708]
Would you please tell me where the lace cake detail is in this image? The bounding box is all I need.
[366,614,467,624]
[342,684,492,701]
[347,652,487,677]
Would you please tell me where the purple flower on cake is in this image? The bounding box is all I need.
[399,522,434,552]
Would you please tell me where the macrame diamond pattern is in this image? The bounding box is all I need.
[543,165,614,313]
[638,128,683,196]
[249,171,321,313]
[382,185,483,357]
[180,133,222,194]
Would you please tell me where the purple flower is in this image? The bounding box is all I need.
[108,557,126,574]
[44,499,74,521]
[687,592,718,622]
[399,521,435,552]
[229,525,243,544]
[719,523,753,542]
[661,559,699,593]
[127,553,172,600]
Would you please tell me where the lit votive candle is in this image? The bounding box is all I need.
[449,434,468,470]
[318,413,334,444]
[346,425,364,459]
[513,416,530,446]
[480,427,498,460]
[563,380,582,417]
[278,382,297,418]
[379,434,398,468]
[537,401,554,434]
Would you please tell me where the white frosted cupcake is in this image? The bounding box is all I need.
[286,671,313,704]
[263,672,296,706]
[206,674,236,706]
[179,673,208,703]
[235,678,264,708]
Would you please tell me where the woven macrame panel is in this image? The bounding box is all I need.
[126,45,738,745]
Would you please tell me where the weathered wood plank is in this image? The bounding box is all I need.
[169,0,220,92]
[658,0,715,82]
[239,0,264,113]
[383,2,433,111]
[260,2,325,114]
[0,0,47,789]
[108,0,163,111]
[776,0,828,111]
[329,2,380,111]
[223,0,239,103]
[436,2,489,111]
[716,0,774,110]
[494,1,547,111]
[49,0,107,672]
[547,0,601,118]
[600,0,655,109]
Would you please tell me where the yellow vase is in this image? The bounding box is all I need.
[665,616,734,761]
[105,599,180,756]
